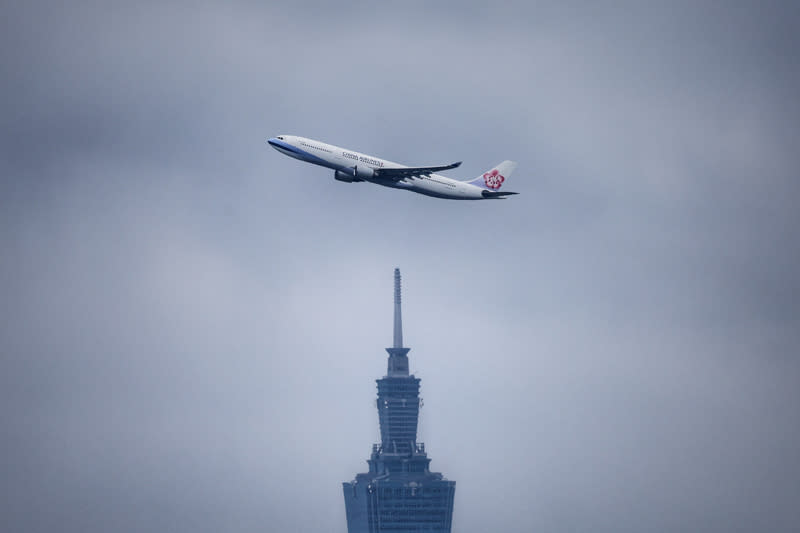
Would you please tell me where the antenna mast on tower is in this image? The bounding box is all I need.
[386,268,410,376]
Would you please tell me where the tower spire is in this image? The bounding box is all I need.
[393,268,403,349]
[386,268,410,376]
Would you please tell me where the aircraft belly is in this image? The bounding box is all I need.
[405,181,478,200]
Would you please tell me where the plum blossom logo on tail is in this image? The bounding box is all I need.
[483,169,505,190]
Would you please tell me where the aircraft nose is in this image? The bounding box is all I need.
[267,137,280,148]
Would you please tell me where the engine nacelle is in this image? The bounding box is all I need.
[334,170,357,183]
[334,165,374,183]
[353,164,375,180]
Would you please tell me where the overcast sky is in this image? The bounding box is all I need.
[2,2,799,532]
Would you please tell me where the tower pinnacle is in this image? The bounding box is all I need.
[393,268,403,348]
[385,268,410,376]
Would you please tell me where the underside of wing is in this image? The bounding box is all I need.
[374,162,461,181]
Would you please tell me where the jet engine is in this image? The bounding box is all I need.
[334,165,373,183]
[353,165,375,180]
[334,170,358,183]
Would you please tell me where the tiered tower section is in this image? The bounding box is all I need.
[343,269,456,533]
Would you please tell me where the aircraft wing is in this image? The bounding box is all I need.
[374,162,461,181]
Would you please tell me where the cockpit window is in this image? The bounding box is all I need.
[277,136,284,140]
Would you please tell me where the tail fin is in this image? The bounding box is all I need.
[466,160,518,190]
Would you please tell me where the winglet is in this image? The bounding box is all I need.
[431,161,461,171]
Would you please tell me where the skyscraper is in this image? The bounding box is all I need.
[343,269,456,532]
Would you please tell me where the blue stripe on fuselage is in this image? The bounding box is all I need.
[268,138,341,169]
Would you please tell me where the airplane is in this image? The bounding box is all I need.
[267,135,518,200]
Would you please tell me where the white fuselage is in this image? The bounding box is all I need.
[267,135,490,200]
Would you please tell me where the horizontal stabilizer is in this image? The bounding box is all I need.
[375,162,461,181]
[481,190,519,199]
